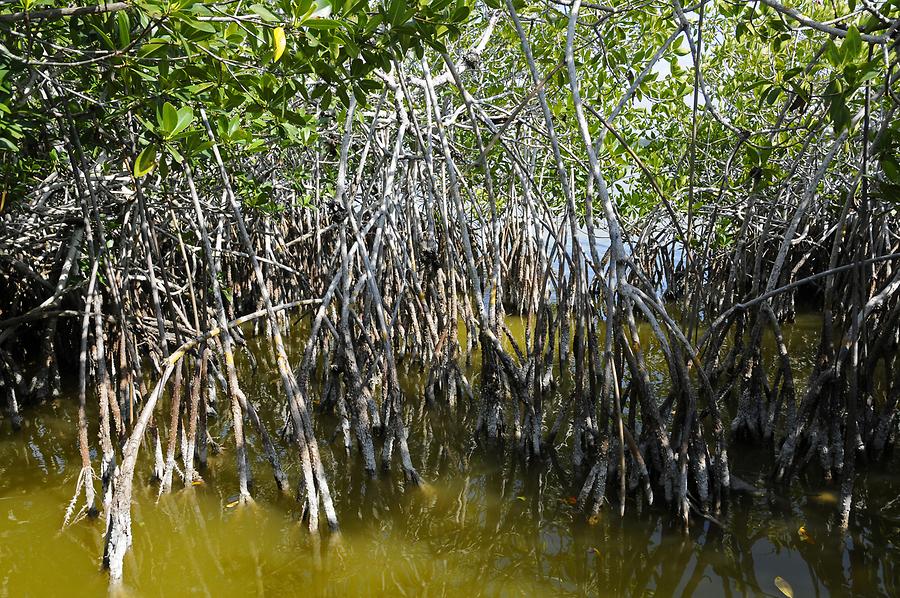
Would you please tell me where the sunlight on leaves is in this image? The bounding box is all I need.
[133,145,157,178]
[273,26,286,62]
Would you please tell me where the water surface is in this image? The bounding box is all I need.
[1,316,898,597]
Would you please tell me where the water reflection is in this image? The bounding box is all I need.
[0,318,898,597]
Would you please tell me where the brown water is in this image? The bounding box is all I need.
[1,315,899,597]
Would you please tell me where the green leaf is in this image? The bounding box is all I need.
[89,23,116,51]
[249,4,279,22]
[137,39,170,58]
[857,59,881,84]
[160,102,178,135]
[184,82,216,95]
[746,146,758,168]
[309,0,332,19]
[181,18,216,35]
[451,3,471,22]
[134,145,158,178]
[843,26,861,60]
[303,18,340,29]
[387,0,405,27]
[825,39,843,67]
[167,144,184,163]
[223,22,244,42]
[758,84,773,109]
[882,157,900,184]
[828,95,851,132]
[135,114,156,133]
[117,11,131,48]
[171,106,194,137]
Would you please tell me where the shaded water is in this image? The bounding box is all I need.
[1,314,899,597]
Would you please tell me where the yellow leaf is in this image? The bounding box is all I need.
[272,26,286,62]
[798,525,815,544]
[811,490,839,505]
[133,144,157,178]
[225,500,239,509]
[774,576,794,598]
[587,513,600,526]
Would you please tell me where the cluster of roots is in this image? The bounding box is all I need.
[1,2,899,587]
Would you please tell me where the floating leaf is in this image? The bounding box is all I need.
[272,26,286,62]
[133,145,157,178]
[774,576,794,598]
[812,490,839,505]
[562,496,578,505]
[798,525,815,544]
[516,495,526,501]
[587,513,600,526]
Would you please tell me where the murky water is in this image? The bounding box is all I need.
[1,315,898,597]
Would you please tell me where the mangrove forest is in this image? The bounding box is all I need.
[1,0,899,594]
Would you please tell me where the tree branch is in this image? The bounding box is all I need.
[757,0,891,44]
[0,3,129,24]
